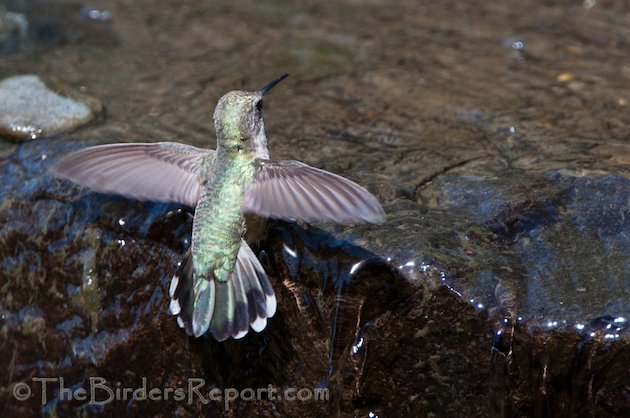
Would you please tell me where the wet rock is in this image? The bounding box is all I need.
[0,139,221,416]
[419,165,630,416]
[0,75,101,140]
[259,222,492,417]
[415,166,630,329]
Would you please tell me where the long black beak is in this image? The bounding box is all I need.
[260,73,289,95]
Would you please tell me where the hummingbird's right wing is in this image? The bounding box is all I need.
[242,159,385,224]
[51,142,215,207]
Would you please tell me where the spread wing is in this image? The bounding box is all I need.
[242,159,385,224]
[50,142,214,207]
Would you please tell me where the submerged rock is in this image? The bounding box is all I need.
[0,8,28,54]
[418,165,630,330]
[0,75,101,140]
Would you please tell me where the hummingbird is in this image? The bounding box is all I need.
[51,74,385,341]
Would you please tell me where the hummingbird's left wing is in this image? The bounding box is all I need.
[242,159,385,224]
[51,142,215,207]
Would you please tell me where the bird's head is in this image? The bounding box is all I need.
[213,74,288,158]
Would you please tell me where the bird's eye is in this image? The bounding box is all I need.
[255,100,263,112]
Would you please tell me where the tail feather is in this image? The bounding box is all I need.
[209,280,235,341]
[170,248,195,336]
[192,278,215,337]
[168,240,276,341]
[236,241,276,333]
[236,249,267,321]
[231,267,251,339]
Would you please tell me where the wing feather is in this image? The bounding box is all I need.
[50,142,215,207]
[243,160,385,224]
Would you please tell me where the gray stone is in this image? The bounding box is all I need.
[0,75,98,140]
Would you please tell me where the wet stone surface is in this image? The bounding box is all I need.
[0,0,629,416]
[0,75,102,140]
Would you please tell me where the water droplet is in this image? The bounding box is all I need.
[82,7,112,21]
[351,336,364,355]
